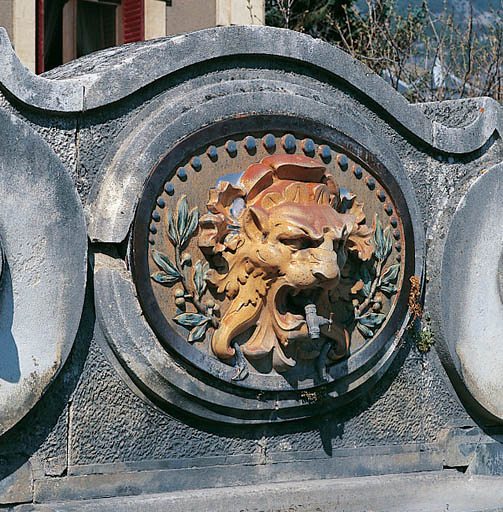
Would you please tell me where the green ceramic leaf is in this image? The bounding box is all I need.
[381,264,400,285]
[357,322,374,338]
[380,284,398,294]
[176,195,188,242]
[188,321,209,342]
[359,313,386,328]
[181,206,199,246]
[152,250,180,278]
[166,210,178,245]
[151,271,180,286]
[374,219,385,260]
[193,260,208,299]
[174,312,211,328]
[361,263,372,297]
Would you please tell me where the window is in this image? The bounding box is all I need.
[77,0,119,58]
[37,0,145,73]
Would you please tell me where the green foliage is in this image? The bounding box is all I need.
[150,196,215,343]
[169,195,199,248]
[151,250,181,286]
[411,313,435,352]
[174,313,212,342]
[373,218,392,261]
[193,260,210,299]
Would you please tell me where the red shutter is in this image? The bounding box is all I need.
[36,0,44,74]
[122,0,145,43]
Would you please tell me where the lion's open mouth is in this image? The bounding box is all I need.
[274,285,324,332]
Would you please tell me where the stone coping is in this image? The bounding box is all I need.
[15,471,503,511]
[1,25,501,154]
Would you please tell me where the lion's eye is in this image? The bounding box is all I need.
[279,236,314,250]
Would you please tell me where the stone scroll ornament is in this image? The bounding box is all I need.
[150,154,400,381]
[0,109,87,436]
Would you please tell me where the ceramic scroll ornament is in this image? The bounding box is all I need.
[150,154,400,381]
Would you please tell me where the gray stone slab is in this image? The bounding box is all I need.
[0,459,32,505]
[33,447,445,503]
[68,329,471,468]
[31,426,494,504]
[440,163,503,421]
[469,441,503,476]
[16,472,503,512]
[0,109,87,435]
[65,442,448,477]
[84,45,426,423]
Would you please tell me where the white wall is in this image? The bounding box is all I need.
[1,0,35,73]
[166,0,264,36]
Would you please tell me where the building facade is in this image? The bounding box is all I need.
[0,0,264,73]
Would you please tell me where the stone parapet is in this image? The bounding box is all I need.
[0,25,502,511]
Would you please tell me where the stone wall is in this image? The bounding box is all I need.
[0,25,502,511]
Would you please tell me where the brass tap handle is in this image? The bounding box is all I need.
[304,302,332,340]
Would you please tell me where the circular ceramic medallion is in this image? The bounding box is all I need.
[88,34,425,423]
[131,116,413,395]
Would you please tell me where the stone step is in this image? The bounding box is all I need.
[15,471,503,512]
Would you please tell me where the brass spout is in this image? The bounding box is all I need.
[304,302,332,339]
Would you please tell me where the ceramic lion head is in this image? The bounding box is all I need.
[198,154,374,372]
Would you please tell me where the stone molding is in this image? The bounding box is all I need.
[0,25,501,154]
[16,471,503,512]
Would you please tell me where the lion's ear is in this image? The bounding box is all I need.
[243,206,269,241]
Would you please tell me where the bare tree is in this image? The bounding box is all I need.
[266,0,503,103]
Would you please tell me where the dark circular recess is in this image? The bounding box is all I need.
[130,114,418,408]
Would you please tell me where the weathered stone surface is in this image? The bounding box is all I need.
[0,29,83,112]
[0,91,78,183]
[0,458,32,505]
[67,333,468,467]
[0,109,87,435]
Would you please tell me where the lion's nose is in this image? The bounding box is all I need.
[313,266,339,282]
[310,248,338,264]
